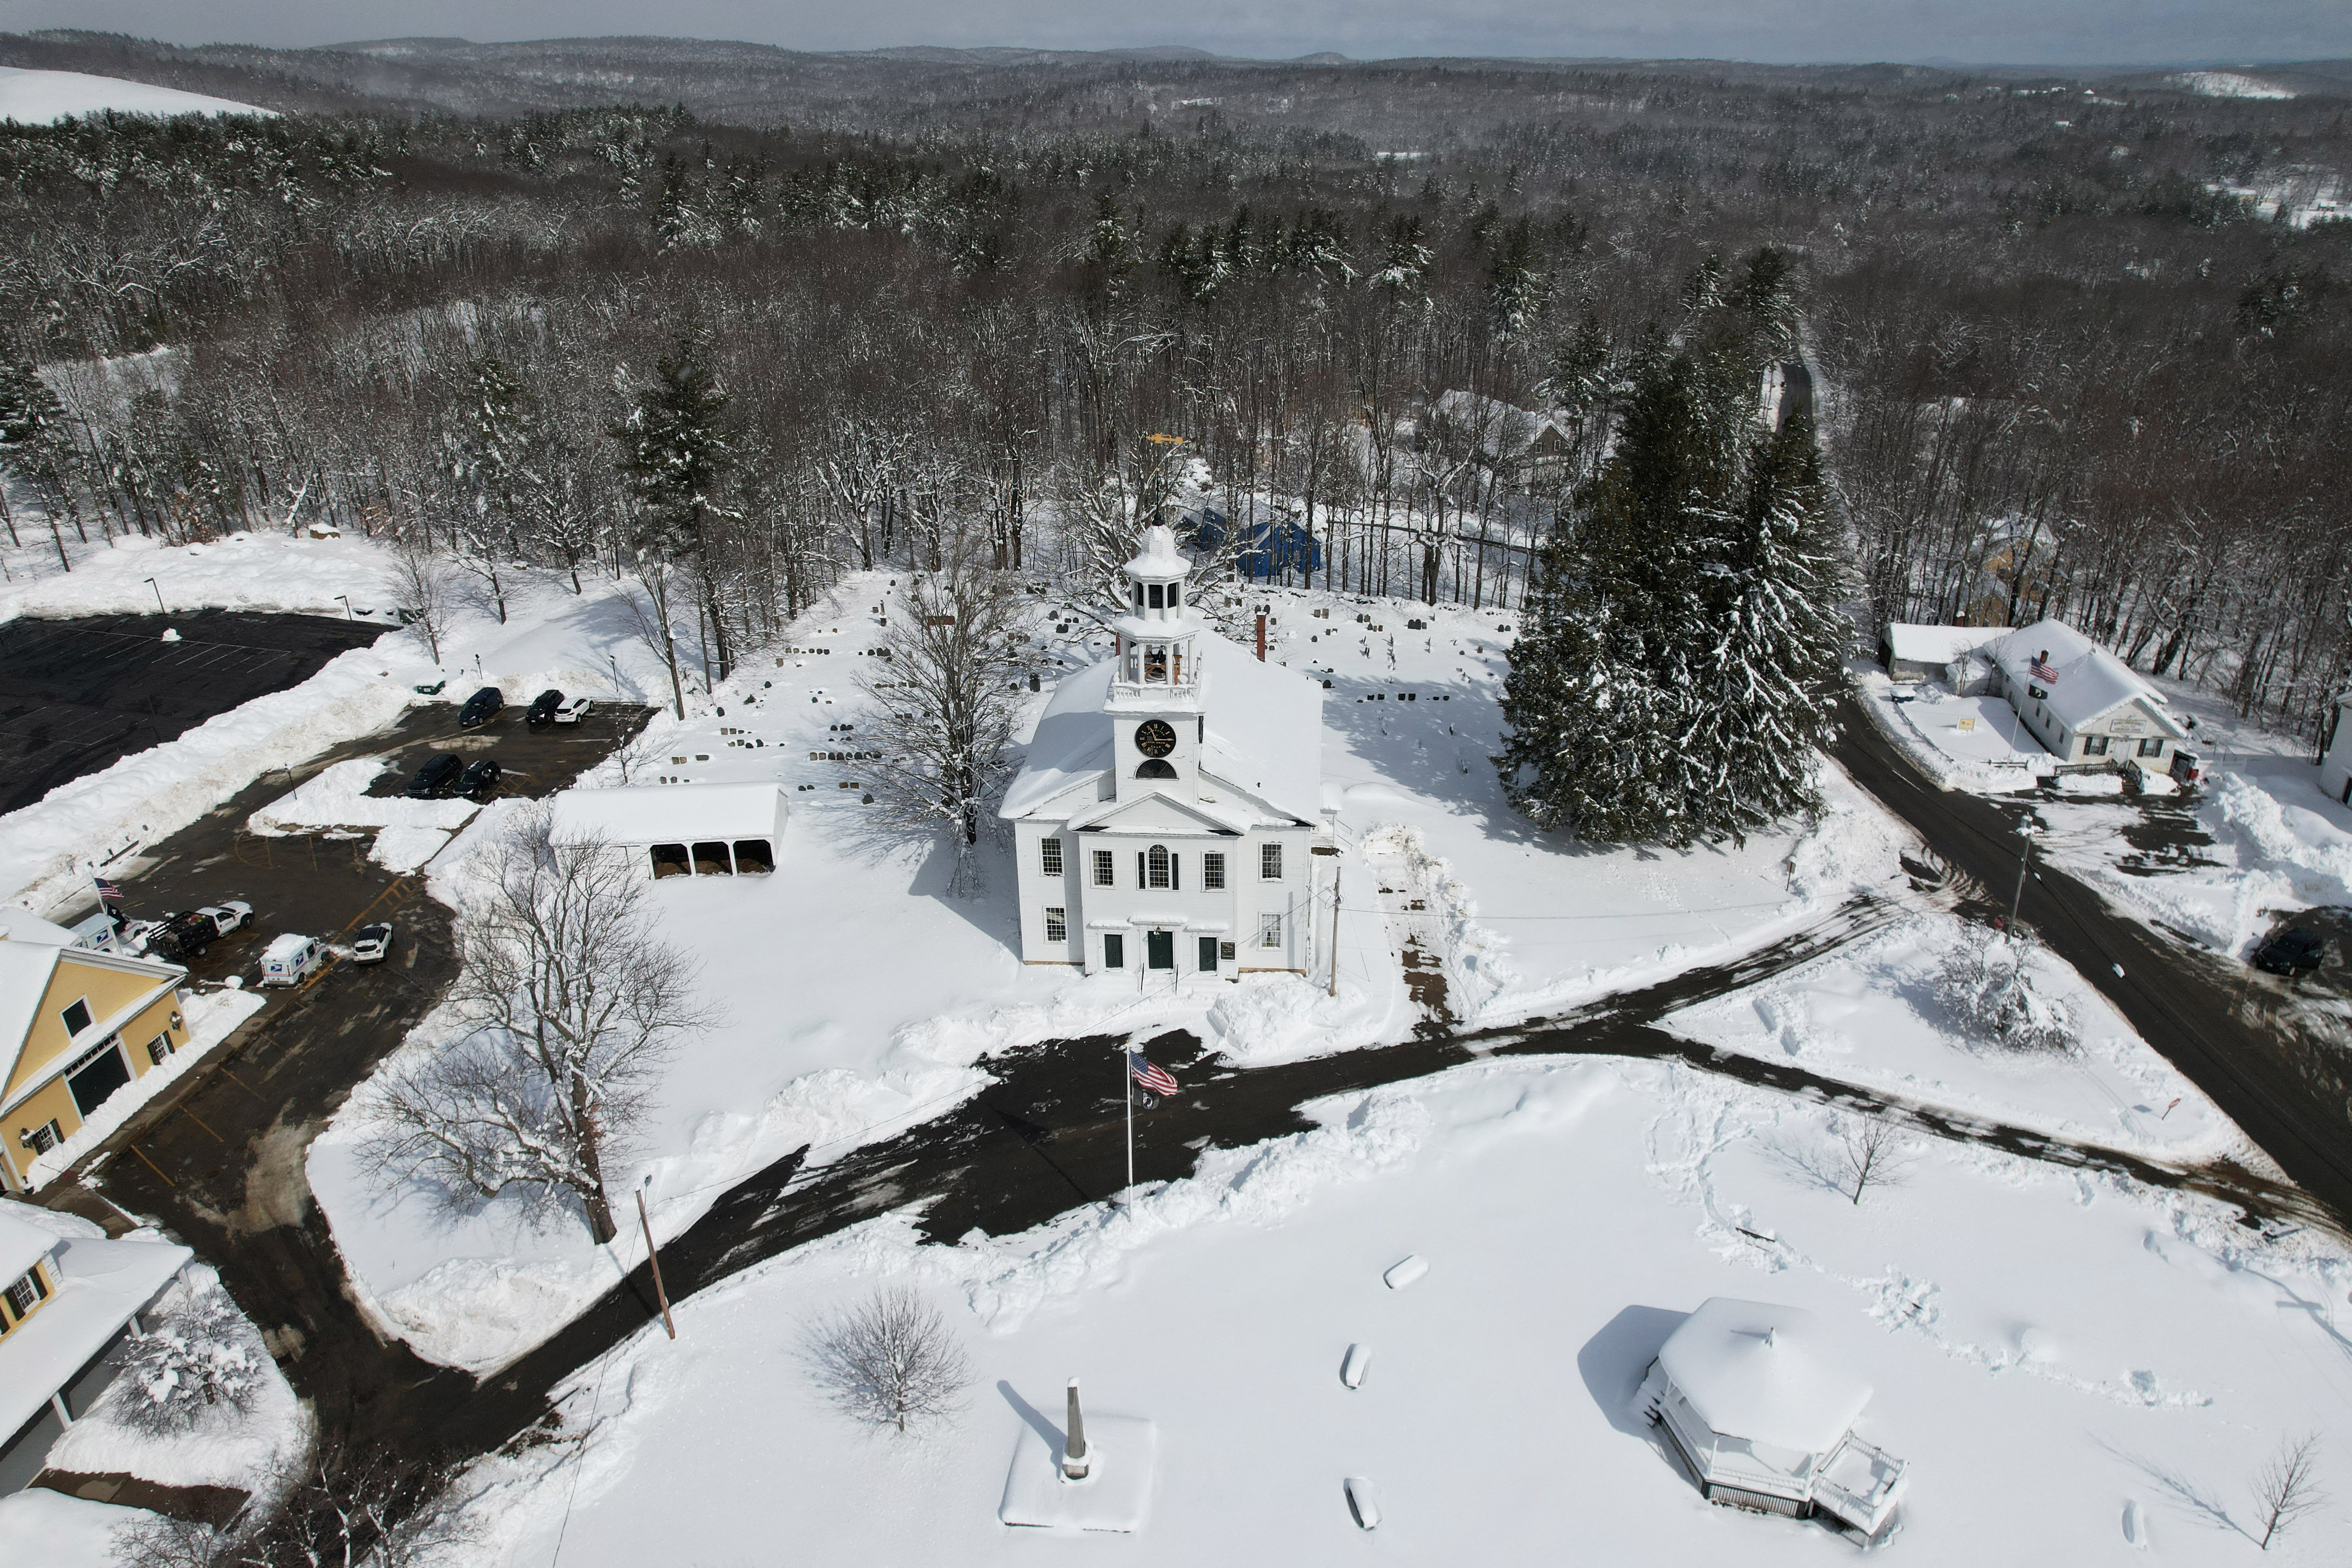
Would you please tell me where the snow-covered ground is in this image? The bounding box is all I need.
[306,577,1914,1375]
[1662,912,2238,1162]
[433,1054,2352,1567]
[1852,665,2047,793]
[2169,70,2296,100]
[0,67,272,123]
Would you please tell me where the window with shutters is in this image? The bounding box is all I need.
[1044,908,1067,943]
[2138,737,2165,757]
[2083,734,2109,757]
[1260,842,1283,880]
[1147,844,1171,888]
[1041,837,1062,877]
[1092,849,1116,887]
[5,1267,47,1319]
[1202,852,1226,890]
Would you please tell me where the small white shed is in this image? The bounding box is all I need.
[549,783,787,881]
[1637,1298,1909,1541]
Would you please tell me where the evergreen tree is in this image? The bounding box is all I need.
[1499,354,1845,846]
[1674,412,1851,842]
[612,335,738,681]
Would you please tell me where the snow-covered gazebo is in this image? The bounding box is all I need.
[1636,1298,1909,1541]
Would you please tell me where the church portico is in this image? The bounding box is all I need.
[1003,525,1331,978]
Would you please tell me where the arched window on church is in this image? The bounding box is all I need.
[1147,844,1171,888]
[1137,758,1176,780]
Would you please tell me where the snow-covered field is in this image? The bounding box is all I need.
[0,67,271,123]
[433,1054,2352,1566]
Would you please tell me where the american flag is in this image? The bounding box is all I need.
[1129,1053,1179,1097]
[94,878,124,901]
[2029,653,2060,684]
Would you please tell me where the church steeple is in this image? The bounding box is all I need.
[1108,524,1204,801]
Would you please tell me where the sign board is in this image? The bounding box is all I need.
[1957,717,1977,732]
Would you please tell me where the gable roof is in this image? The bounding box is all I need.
[1990,619,2187,737]
[1,942,185,1117]
[0,1203,54,1282]
[0,911,82,948]
[1884,623,2006,667]
[1002,631,1324,826]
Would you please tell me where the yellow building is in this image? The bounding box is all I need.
[0,936,190,1193]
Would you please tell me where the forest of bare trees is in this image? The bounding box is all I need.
[2,35,2348,740]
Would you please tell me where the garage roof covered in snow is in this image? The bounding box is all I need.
[549,783,787,846]
[1884,623,2005,667]
[1657,1297,1874,1456]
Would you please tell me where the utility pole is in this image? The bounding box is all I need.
[1122,1045,1134,1191]
[1329,862,1342,998]
[638,1185,675,1340]
[2010,824,2035,927]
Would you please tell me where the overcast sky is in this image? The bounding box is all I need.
[17,0,2348,67]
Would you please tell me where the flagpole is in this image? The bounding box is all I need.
[1123,1046,1134,1192]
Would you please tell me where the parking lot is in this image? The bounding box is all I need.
[0,610,386,815]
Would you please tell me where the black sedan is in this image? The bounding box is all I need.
[406,754,462,799]
[458,686,505,728]
[2252,928,2328,977]
[458,757,502,803]
[525,688,565,727]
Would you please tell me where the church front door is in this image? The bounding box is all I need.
[1146,929,1175,969]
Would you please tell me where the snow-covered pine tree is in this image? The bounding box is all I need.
[1673,411,1852,843]
[613,335,738,679]
[1499,351,1737,844]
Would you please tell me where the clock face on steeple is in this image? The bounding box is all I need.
[1134,719,1178,758]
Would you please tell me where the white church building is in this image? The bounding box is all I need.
[1001,526,1331,978]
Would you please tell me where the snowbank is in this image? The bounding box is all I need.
[249,758,479,836]
[41,1264,308,1492]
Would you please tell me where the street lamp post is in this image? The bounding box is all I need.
[143,577,164,614]
[334,595,352,621]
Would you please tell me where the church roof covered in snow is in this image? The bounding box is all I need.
[1883,623,2005,667]
[1001,632,1324,825]
[1988,619,2186,737]
[1657,1297,1874,1456]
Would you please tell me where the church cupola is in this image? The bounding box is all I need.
[1113,524,1201,695]
[1108,524,1205,801]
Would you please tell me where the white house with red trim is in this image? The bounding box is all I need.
[1000,526,1330,979]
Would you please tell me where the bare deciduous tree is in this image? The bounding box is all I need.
[803,1286,972,1435]
[112,1444,462,1568]
[2252,1432,2324,1550]
[1835,1115,1917,1206]
[858,532,1029,892]
[386,543,458,665]
[360,806,716,1242]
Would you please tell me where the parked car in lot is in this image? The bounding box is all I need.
[458,686,505,728]
[554,694,593,725]
[350,922,395,965]
[406,753,462,799]
[146,904,246,960]
[259,933,325,987]
[192,901,254,937]
[458,757,502,802]
[2252,927,2328,977]
[525,688,565,726]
